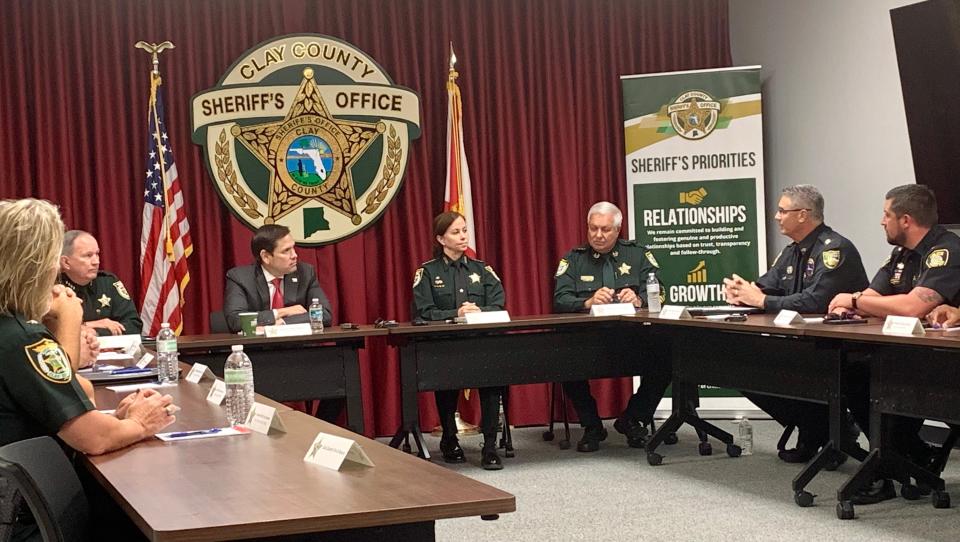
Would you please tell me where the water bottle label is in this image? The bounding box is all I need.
[224,368,251,385]
[157,339,177,353]
[309,308,323,320]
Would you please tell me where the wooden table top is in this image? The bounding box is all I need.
[85,379,514,541]
[387,313,625,337]
[177,326,389,350]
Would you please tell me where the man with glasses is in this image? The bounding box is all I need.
[724,184,868,463]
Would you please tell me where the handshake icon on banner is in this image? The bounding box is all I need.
[679,187,708,205]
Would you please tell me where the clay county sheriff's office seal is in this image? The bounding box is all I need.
[667,90,720,140]
[191,34,421,245]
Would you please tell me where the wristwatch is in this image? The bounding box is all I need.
[851,291,862,310]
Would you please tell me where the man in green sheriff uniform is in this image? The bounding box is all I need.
[554,201,671,452]
[59,230,142,336]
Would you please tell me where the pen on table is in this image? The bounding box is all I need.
[168,428,221,438]
[109,367,153,375]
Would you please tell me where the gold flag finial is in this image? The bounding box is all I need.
[448,42,458,83]
[135,41,175,75]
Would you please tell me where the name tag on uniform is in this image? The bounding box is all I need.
[882,315,925,337]
[580,275,595,282]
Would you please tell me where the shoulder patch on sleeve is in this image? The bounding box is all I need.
[113,280,131,300]
[926,248,949,268]
[822,249,840,270]
[413,267,424,288]
[484,265,501,282]
[555,259,569,277]
[644,251,660,268]
[24,339,73,383]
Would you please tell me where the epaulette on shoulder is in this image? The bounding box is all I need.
[419,258,438,267]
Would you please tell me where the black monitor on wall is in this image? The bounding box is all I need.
[890,0,960,225]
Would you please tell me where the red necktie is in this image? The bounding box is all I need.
[271,277,283,309]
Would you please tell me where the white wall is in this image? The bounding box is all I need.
[729,0,918,271]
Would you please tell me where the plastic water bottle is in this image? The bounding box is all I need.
[646,272,662,313]
[156,323,179,384]
[308,298,324,334]
[224,345,255,426]
[738,417,754,455]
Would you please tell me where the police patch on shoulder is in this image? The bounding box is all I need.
[24,339,72,383]
[822,249,841,270]
[926,249,949,268]
[644,251,660,268]
[413,267,424,287]
[113,280,131,300]
[555,259,569,277]
[484,265,501,282]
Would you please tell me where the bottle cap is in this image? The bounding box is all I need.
[312,298,319,303]
[231,344,244,352]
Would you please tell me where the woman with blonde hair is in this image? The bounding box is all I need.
[0,199,177,454]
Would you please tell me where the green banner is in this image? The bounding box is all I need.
[622,67,766,306]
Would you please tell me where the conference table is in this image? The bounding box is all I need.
[84,374,515,541]
[385,314,665,458]
[177,327,387,435]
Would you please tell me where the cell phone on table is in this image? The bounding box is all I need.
[724,314,747,322]
[823,317,868,325]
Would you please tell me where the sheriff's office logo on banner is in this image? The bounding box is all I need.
[668,90,720,140]
[191,34,421,245]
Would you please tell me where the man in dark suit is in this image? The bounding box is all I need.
[223,224,332,333]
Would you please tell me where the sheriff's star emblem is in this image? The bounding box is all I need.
[618,262,632,276]
[232,68,384,226]
[98,294,111,308]
[469,273,481,284]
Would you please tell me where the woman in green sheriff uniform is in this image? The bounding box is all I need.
[412,211,506,470]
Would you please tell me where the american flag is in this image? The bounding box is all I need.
[444,45,477,258]
[139,72,193,335]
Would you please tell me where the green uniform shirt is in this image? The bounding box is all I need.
[412,255,505,321]
[554,239,659,313]
[0,313,94,447]
[60,271,143,336]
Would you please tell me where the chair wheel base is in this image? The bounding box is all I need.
[647,452,663,466]
[794,490,815,507]
[932,490,951,509]
[401,443,411,454]
[698,442,713,456]
[480,514,499,521]
[837,501,855,520]
[664,432,679,445]
[726,444,742,458]
[542,431,554,442]
[901,484,921,500]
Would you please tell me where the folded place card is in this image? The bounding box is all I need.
[185,363,216,383]
[589,303,636,317]
[264,323,313,338]
[658,305,692,320]
[303,432,375,470]
[243,402,287,434]
[135,352,155,369]
[206,379,227,405]
[774,310,805,326]
[882,315,925,337]
[98,334,142,351]
[464,310,511,324]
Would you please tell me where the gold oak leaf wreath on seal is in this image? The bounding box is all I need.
[216,129,263,219]
[362,125,402,215]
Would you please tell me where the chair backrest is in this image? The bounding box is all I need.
[209,310,230,333]
[0,437,88,542]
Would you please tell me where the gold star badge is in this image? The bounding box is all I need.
[618,262,632,276]
[232,68,384,226]
[98,294,111,308]
[469,272,481,284]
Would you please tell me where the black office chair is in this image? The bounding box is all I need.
[0,436,88,542]
[209,310,230,333]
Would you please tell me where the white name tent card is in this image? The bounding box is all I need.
[185,363,216,383]
[464,310,512,324]
[264,323,313,338]
[774,310,805,326]
[658,305,692,320]
[243,403,287,434]
[135,352,155,369]
[206,379,227,405]
[303,432,375,470]
[589,303,636,317]
[98,334,142,351]
[882,315,925,337]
